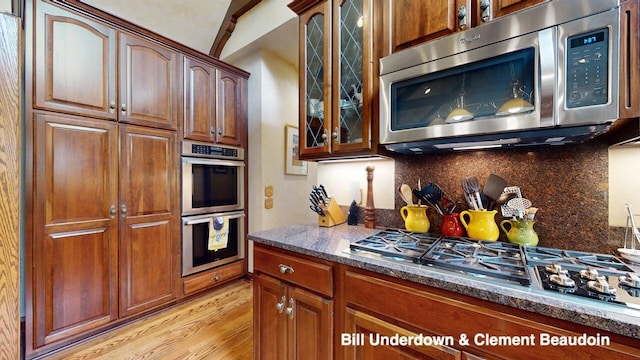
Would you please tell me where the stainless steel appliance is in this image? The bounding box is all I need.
[181,140,244,215]
[181,211,245,276]
[349,229,640,308]
[181,140,245,276]
[379,0,622,153]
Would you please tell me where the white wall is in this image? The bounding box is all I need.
[230,48,318,235]
[1,0,11,13]
[608,145,640,227]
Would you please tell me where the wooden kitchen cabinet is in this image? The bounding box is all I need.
[473,0,546,25]
[31,112,119,348]
[289,0,378,159]
[118,125,179,317]
[33,1,117,120]
[389,0,470,53]
[28,112,179,354]
[253,244,333,360]
[183,56,217,142]
[216,68,247,146]
[118,33,179,130]
[33,1,179,130]
[182,58,246,146]
[341,267,640,360]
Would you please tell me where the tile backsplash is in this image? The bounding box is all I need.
[370,136,624,255]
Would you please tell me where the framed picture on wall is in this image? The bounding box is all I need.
[285,124,307,175]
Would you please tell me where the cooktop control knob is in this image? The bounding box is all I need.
[579,268,599,280]
[619,273,640,289]
[545,263,568,275]
[587,276,617,295]
[550,274,576,288]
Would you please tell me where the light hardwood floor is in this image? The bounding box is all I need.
[41,279,253,360]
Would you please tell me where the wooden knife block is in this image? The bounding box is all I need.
[318,198,346,227]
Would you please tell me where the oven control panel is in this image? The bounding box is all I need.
[181,140,244,160]
[565,28,609,109]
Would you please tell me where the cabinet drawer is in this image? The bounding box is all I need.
[183,261,243,296]
[254,245,333,297]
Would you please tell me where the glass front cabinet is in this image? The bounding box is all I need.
[289,0,375,159]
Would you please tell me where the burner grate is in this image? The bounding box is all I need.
[420,237,531,286]
[524,246,634,274]
[350,229,440,262]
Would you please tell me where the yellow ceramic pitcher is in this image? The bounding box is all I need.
[400,205,430,233]
[459,209,499,241]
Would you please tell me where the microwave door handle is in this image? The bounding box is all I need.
[538,27,556,126]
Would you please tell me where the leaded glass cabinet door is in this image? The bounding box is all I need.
[332,0,372,153]
[299,1,332,157]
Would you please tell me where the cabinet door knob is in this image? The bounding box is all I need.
[121,203,128,217]
[278,264,294,274]
[332,127,339,144]
[210,127,216,134]
[457,6,468,30]
[110,205,117,218]
[109,101,116,113]
[480,0,491,22]
[276,295,286,313]
[285,298,295,319]
[120,104,127,114]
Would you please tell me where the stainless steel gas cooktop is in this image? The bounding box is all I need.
[349,229,640,309]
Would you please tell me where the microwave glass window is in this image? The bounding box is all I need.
[390,47,536,130]
[191,164,238,208]
[191,216,239,267]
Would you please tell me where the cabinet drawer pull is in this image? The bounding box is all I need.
[278,264,294,274]
[276,295,286,313]
[213,275,220,281]
[285,298,295,319]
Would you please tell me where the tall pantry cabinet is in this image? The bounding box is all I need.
[25,0,179,357]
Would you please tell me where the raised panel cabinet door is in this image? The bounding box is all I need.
[118,125,178,317]
[254,274,288,360]
[183,56,216,142]
[493,0,545,18]
[343,308,462,360]
[119,32,178,130]
[31,112,118,348]
[391,0,457,52]
[288,286,333,360]
[216,69,246,146]
[34,1,117,119]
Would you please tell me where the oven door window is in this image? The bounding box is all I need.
[191,164,238,208]
[191,215,239,267]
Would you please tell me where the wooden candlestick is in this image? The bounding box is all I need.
[364,163,375,228]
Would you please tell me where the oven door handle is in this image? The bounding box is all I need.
[183,212,245,225]
[182,157,245,167]
[184,218,214,226]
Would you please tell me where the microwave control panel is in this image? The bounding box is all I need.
[566,28,609,109]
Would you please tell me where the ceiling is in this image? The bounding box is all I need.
[80,0,265,58]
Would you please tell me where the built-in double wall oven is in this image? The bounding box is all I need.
[181,140,245,276]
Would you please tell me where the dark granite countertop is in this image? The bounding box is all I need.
[248,223,640,339]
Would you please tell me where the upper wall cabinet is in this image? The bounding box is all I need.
[290,0,376,159]
[34,1,178,130]
[182,56,247,146]
[390,0,470,53]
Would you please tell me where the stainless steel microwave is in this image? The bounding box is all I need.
[181,140,245,215]
[379,0,621,153]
